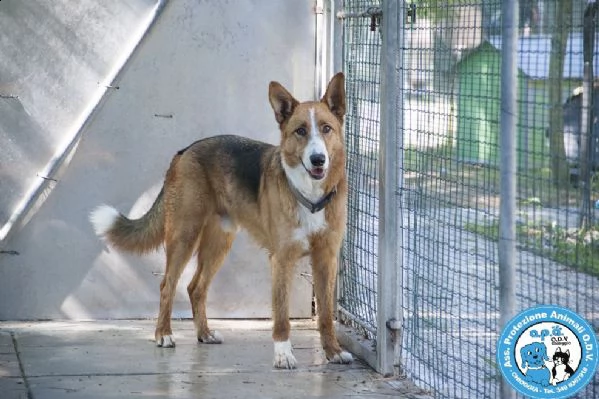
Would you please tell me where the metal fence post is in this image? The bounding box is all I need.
[334,0,383,371]
[378,0,403,377]
[579,1,597,229]
[499,1,518,398]
[332,0,343,75]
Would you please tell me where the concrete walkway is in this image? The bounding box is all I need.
[0,319,424,399]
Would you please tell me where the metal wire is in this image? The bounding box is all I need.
[338,0,599,397]
[338,0,382,341]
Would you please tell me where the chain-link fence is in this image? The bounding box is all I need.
[399,1,502,396]
[338,0,382,341]
[337,0,599,397]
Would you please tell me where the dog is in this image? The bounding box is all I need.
[520,342,551,386]
[90,73,352,369]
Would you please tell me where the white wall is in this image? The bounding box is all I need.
[0,0,316,320]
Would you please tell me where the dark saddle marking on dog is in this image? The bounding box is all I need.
[218,136,272,201]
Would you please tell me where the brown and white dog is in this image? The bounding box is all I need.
[90,73,352,369]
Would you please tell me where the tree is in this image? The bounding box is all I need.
[547,0,573,189]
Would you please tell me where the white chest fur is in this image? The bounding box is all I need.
[292,204,327,250]
[281,145,328,249]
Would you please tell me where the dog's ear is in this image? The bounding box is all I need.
[321,72,346,121]
[541,344,549,360]
[269,81,299,125]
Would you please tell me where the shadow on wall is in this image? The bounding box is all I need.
[60,183,166,319]
[0,0,168,319]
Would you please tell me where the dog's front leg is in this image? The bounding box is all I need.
[311,242,353,364]
[270,252,298,369]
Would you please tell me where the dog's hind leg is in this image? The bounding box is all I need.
[187,216,235,344]
[155,219,203,348]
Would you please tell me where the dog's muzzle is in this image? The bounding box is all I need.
[303,153,327,180]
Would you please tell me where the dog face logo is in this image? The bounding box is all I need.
[519,342,551,386]
[521,342,549,368]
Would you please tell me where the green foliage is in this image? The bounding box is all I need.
[465,218,599,277]
[519,197,542,207]
[410,0,483,20]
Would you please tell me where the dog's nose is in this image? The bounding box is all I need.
[310,153,326,167]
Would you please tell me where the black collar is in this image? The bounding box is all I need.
[288,182,337,214]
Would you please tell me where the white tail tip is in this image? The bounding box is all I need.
[89,205,119,236]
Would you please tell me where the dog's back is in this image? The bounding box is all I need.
[176,135,273,202]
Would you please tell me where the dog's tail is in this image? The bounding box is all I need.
[90,188,165,254]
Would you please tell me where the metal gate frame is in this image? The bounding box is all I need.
[326,0,403,376]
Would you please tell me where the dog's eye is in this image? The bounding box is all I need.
[322,125,332,134]
[295,127,307,137]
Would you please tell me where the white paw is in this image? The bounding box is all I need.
[156,334,175,348]
[273,340,297,369]
[329,350,353,364]
[198,330,223,344]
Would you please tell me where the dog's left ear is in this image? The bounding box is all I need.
[321,72,346,121]
[269,81,299,125]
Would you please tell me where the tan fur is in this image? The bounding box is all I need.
[103,188,165,254]
[92,73,349,366]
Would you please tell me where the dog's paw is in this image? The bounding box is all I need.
[198,330,224,344]
[329,350,353,364]
[156,334,176,348]
[273,340,297,369]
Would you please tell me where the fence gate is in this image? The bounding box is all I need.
[334,0,599,398]
[333,0,402,377]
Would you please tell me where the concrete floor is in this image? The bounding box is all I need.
[0,319,428,399]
